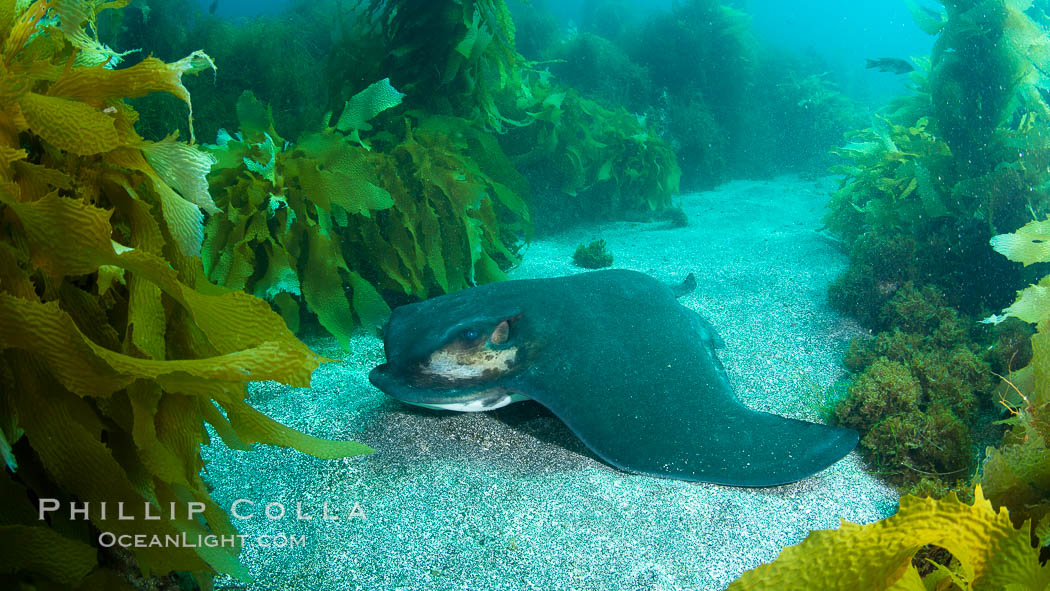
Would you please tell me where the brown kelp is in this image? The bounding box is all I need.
[628,0,756,180]
[728,487,1049,590]
[826,0,1050,315]
[0,1,369,587]
[523,0,859,187]
[505,85,681,229]
[113,0,339,143]
[346,0,679,229]
[202,91,532,348]
[352,0,526,133]
[982,217,1050,544]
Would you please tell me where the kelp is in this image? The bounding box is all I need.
[751,66,866,175]
[334,77,406,146]
[825,0,1050,508]
[113,0,340,144]
[729,487,1050,590]
[351,0,679,222]
[824,0,1050,321]
[629,0,755,175]
[828,1,1050,243]
[353,0,528,133]
[983,218,1050,542]
[547,31,653,115]
[930,0,1050,173]
[825,109,955,242]
[202,92,531,349]
[0,1,369,587]
[506,85,680,224]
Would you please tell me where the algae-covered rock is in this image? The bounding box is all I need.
[572,239,614,269]
[833,285,993,492]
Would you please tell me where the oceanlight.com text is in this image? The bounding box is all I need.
[97,531,307,549]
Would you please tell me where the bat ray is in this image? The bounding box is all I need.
[368,269,858,486]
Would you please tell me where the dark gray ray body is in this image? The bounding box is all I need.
[369,269,858,487]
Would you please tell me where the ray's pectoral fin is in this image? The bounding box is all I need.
[522,380,858,487]
[696,409,859,487]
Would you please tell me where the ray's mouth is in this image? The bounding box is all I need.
[369,362,513,409]
[368,360,477,403]
[367,363,399,393]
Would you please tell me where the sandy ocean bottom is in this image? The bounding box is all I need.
[205,175,898,591]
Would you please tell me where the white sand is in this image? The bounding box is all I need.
[206,175,897,591]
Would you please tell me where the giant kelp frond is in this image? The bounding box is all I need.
[0,1,369,587]
[831,0,1050,239]
[984,218,1050,539]
[825,0,1050,324]
[334,77,405,147]
[931,0,1050,171]
[52,0,141,68]
[203,92,531,349]
[824,113,954,241]
[508,86,679,218]
[355,0,529,132]
[729,487,1050,590]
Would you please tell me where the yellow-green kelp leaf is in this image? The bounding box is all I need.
[296,159,394,217]
[221,397,374,458]
[991,218,1050,266]
[141,136,220,214]
[6,356,246,578]
[981,431,1050,541]
[0,191,116,277]
[347,269,391,331]
[106,147,208,257]
[48,51,217,143]
[991,276,1050,326]
[0,292,320,399]
[18,92,120,156]
[335,78,405,136]
[301,226,355,350]
[0,524,97,586]
[729,487,1050,590]
[0,189,319,375]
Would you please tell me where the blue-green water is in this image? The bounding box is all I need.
[7,0,1042,589]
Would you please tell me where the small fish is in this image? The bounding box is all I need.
[865,58,914,75]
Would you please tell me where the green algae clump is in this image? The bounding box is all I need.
[572,239,614,269]
[832,284,992,492]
